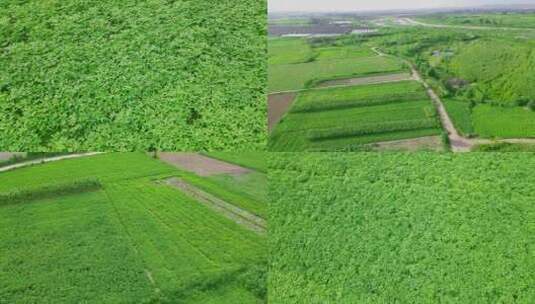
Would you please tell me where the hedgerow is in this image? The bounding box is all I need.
[0,0,266,151]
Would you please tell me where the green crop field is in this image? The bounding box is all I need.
[269,152,535,303]
[0,0,266,151]
[0,153,266,303]
[269,56,405,92]
[269,81,441,151]
[472,104,535,138]
[268,37,406,93]
[443,99,475,136]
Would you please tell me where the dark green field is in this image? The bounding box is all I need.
[0,0,266,151]
[269,152,535,303]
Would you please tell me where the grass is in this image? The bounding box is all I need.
[0,0,266,151]
[269,152,535,303]
[472,104,535,138]
[269,81,441,151]
[0,153,266,303]
[443,99,475,136]
[269,56,405,93]
[268,38,315,65]
[473,142,535,152]
[416,13,535,29]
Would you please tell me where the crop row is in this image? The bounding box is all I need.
[291,92,428,113]
[307,118,438,141]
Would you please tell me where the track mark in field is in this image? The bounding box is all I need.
[158,153,251,176]
[315,72,413,88]
[165,177,266,234]
[0,152,104,173]
[268,92,297,132]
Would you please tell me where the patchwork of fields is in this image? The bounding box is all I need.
[0,153,266,303]
[269,152,535,303]
[268,38,406,93]
[269,81,442,151]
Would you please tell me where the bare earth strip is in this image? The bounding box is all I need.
[367,136,443,152]
[316,72,413,88]
[268,92,297,132]
[165,177,266,234]
[0,153,104,173]
[158,153,251,176]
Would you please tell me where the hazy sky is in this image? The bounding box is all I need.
[269,0,533,13]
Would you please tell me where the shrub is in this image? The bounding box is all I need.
[528,101,535,111]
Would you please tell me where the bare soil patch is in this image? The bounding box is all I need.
[165,177,266,234]
[0,152,26,161]
[268,92,297,132]
[316,72,413,88]
[158,153,251,176]
[368,136,443,152]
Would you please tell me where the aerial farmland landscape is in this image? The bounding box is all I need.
[268,3,535,152]
[0,152,266,303]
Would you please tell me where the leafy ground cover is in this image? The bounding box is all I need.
[269,81,441,151]
[0,153,266,303]
[0,0,266,151]
[269,152,535,303]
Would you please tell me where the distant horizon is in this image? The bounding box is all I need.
[269,0,535,13]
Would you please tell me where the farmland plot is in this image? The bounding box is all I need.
[269,81,442,151]
[0,153,266,303]
[269,152,535,303]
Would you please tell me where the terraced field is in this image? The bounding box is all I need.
[269,81,442,151]
[0,153,266,303]
[269,152,535,303]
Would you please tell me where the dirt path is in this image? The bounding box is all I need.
[268,92,297,132]
[158,153,251,176]
[165,177,266,234]
[0,153,104,173]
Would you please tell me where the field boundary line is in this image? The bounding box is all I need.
[0,152,104,173]
[164,177,266,234]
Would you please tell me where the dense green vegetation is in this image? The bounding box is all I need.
[0,153,266,303]
[269,81,441,151]
[472,104,535,138]
[269,153,535,303]
[268,37,405,92]
[0,0,266,151]
[473,142,535,152]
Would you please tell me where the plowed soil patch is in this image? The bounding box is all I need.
[158,153,251,176]
[268,93,297,132]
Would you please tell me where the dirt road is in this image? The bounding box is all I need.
[158,153,251,176]
[165,177,266,234]
[0,153,104,173]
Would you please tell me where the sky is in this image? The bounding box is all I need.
[268,0,535,13]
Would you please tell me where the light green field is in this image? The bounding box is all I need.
[473,104,535,138]
[0,153,266,303]
[268,38,315,65]
[443,99,475,136]
[268,56,405,92]
[416,13,535,29]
